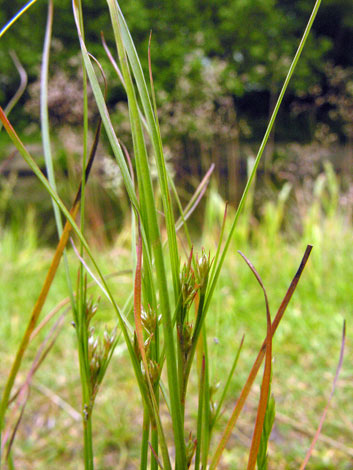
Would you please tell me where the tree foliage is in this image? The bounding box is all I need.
[0,0,352,140]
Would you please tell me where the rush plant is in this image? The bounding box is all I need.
[0,0,345,469]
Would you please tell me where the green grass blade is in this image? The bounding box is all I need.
[105,3,186,466]
[140,408,149,470]
[201,328,211,469]
[208,246,312,469]
[115,2,180,302]
[40,0,76,311]
[41,0,62,234]
[195,355,206,470]
[204,0,322,318]
[71,0,138,212]
[0,0,38,38]
[212,335,244,428]
[0,108,154,439]
[238,253,272,470]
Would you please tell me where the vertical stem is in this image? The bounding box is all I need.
[83,411,94,470]
[74,2,93,469]
[6,452,14,470]
[106,3,186,467]
[140,408,149,470]
[151,317,159,470]
[204,0,323,334]
[195,356,205,470]
[201,328,211,468]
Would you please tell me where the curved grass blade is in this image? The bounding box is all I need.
[236,253,272,470]
[209,245,312,469]
[41,0,62,232]
[0,106,99,434]
[0,51,27,132]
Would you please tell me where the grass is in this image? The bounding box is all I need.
[0,181,351,469]
[1,0,351,468]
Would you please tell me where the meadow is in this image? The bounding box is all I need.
[1,167,352,469]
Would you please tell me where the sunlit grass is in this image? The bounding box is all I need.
[1,191,351,468]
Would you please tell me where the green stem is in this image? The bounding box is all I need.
[41,0,75,313]
[74,3,93,468]
[140,408,149,470]
[195,356,205,470]
[106,2,185,467]
[205,0,323,341]
[83,411,94,470]
[201,329,211,469]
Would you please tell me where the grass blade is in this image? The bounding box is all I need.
[209,245,312,469]
[237,253,272,470]
[0,0,38,38]
[41,0,62,235]
[104,4,186,466]
[0,106,100,436]
[212,334,244,427]
[133,226,172,470]
[0,51,27,132]
[115,3,180,303]
[204,0,321,321]
[195,355,206,470]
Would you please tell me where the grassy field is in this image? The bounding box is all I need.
[1,177,352,470]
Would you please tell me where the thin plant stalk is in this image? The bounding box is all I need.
[201,328,211,469]
[74,1,94,467]
[0,51,27,132]
[195,355,206,470]
[212,334,245,428]
[204,0,322,322]
[140,408,149,470]
[105,2,186,466]
[40,0,76,315]
[209,245,312,469]
[0,0,38,38]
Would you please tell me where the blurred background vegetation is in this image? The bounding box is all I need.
[0,0,352,244]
